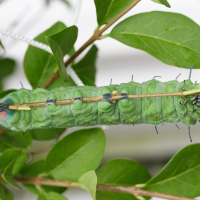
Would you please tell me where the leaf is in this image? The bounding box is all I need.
[0,90,16,99]
[144,144,200,198]
[0,149,28,175]
[72,171,97,200]
[0,149,19,170]
[21,160,66,195]
[96,159,151,200]
[109,11,200,69]
[47,76,76,89]
[0,130,32,148]
[31,128,65,141]
[12,150,28,175]
[94,0,135,26]
[45,128,106,181]
[151,0,170,7]
[46,26,78,81]
[0,184,13,200]
[24,22,66,88]
[0,58,15,91]
[38,191,68,200]
[72,45,98,82]
[3,160,22,190]
[79,76,96,86]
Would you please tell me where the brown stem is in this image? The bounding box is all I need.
[42,0,141,88]
[0,175,193,200]
[0,128,6,136]
[8,91,184,110]
[27,131,62,163]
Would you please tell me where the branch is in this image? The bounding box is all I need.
[8,91,185,110]
[42,0,141,88]
[0,175,194,200]
[0,128,6,136]
[27,131,62,163]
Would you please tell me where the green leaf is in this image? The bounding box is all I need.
[0,90,16,99]
[144,144,200,198]
[96,159,151,200]
[47,76,76,89]
[94,0,135,26]
[0,130,32,148]
[109,11,200,69]
[0,149,19,170]
[24,22,66,88]
[72,171,97,200]
[0,141,10,152]
[79,76,96,86]
[0,149,28,175]
[38,191,68,200]
[45,128,106,181]
[12,150,28,175]
[72,45,98,83]
[31,128,65,141]
[3,160,22,190]
[0,184,13,200]
[46,26,78,81]
[151,0,170,7]
[22,160,66,195]
[0,58,15,91]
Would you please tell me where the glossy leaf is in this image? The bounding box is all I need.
[24,22,66,88]
[96,159,151,200]
[0,149,19,170]
[0,89,16,98]
[46,26,78,81]
[72,45,98,82]
[94,0,135,26]
[38,191,68,200]
[0,130,32,148]
[45,128,106,181]
[79,76,96,86]
[0,141,10,152]
[72,171,97,200]
[0,184,13,200]
[12,150,28,175]
[3,160,22,189]
[22,160,66,195]
[31,128,65,141]
[109,11,200,69]
[0,149,27,175]
[0,58,15,91]
[151,0,170,7]
[144,144,200,198]
[47,76,76,89]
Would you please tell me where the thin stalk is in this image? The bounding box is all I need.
[0,175,194,200]
[8,91,185,110]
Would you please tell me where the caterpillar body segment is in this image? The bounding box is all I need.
[0,79,200,132]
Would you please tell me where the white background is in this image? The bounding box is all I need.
[0,0,200,199]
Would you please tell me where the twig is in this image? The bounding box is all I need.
[8,91,185,110]
[0,175,194,200]
[42,0,141,88]
[26,131,62,163]
[0,128,6,136]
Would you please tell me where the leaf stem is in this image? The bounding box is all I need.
[42,0,141,88]
[0,175,194,200]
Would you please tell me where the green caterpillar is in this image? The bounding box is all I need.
[0,78,200,140]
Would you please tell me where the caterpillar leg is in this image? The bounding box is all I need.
[154,125,159,134]
[188,125,192,142]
